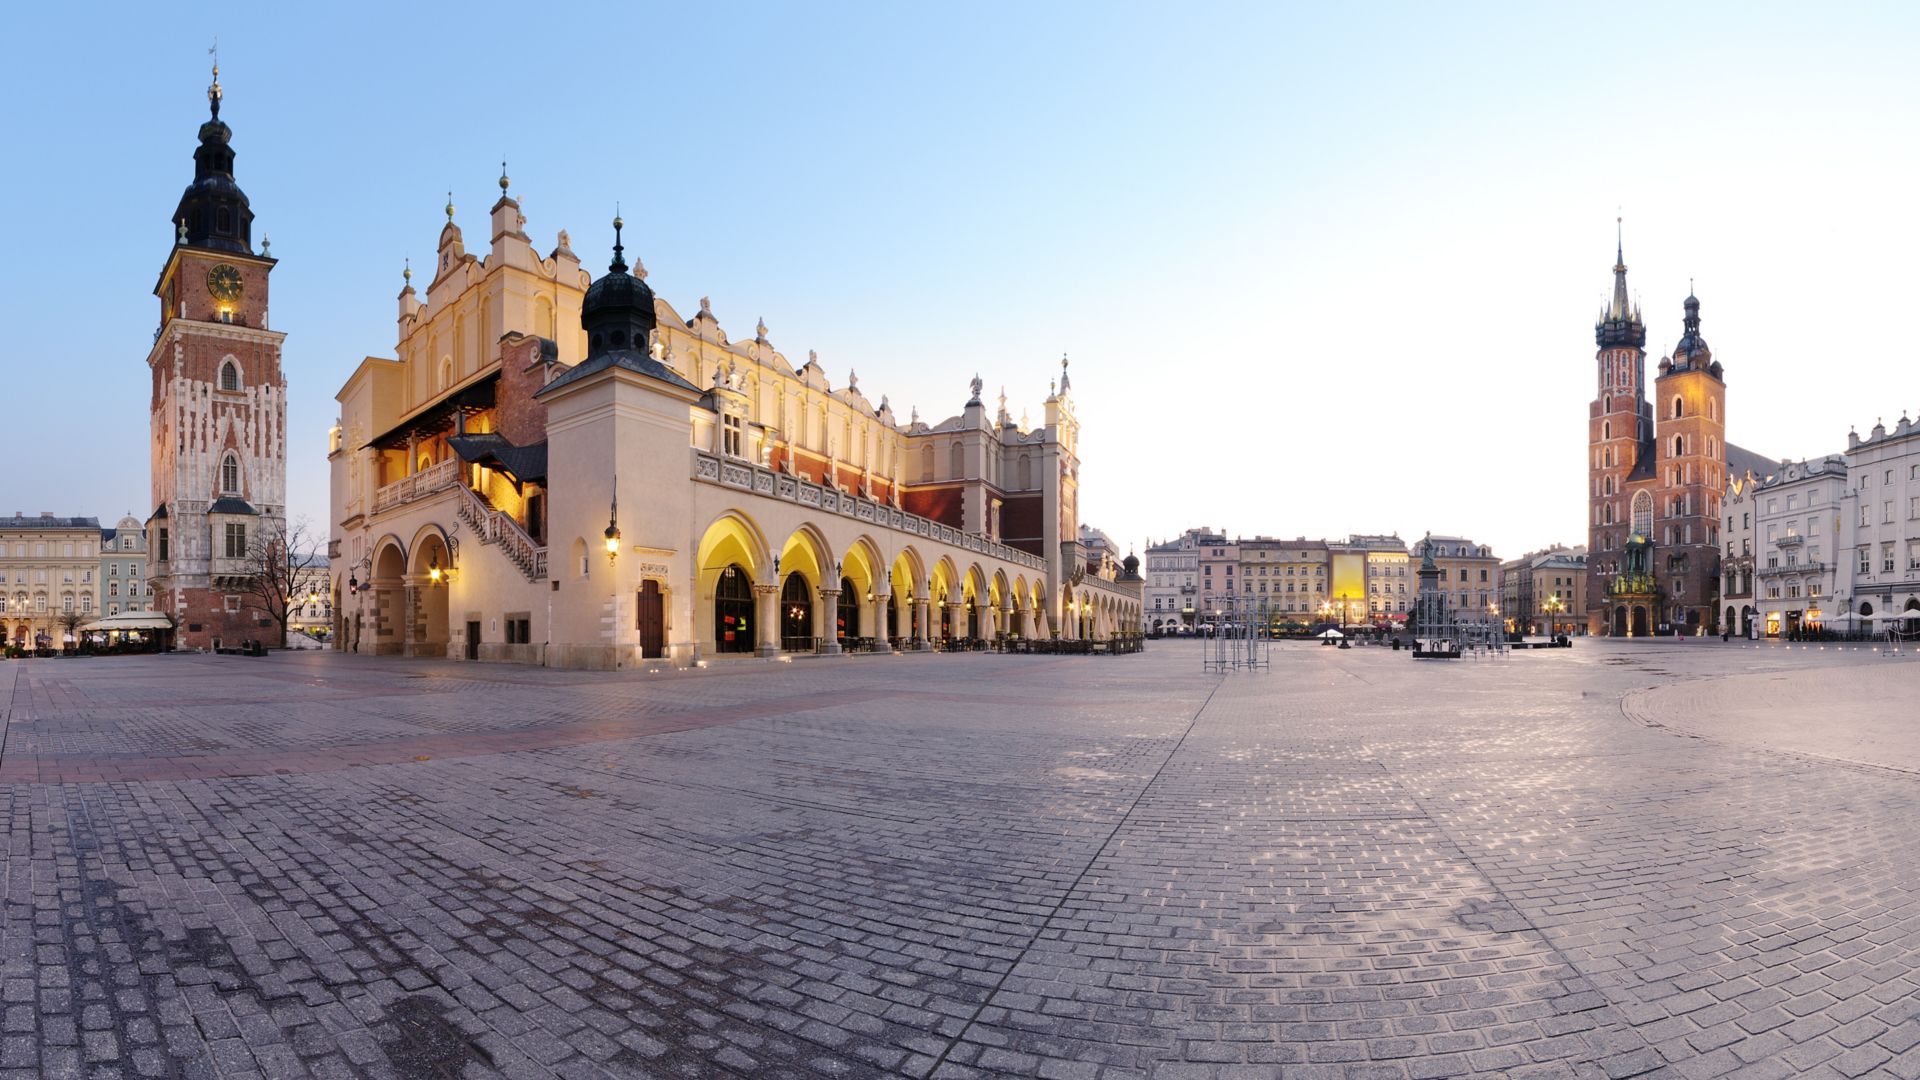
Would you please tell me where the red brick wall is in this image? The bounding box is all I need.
[903,486,964,528]
[171,586,280,650]
[1001,494,1044,556]
[495,335,550,447]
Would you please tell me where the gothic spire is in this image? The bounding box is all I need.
[1595,220,1646,350]
[172,52,254,255]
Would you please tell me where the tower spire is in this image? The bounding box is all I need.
[207,39,222,119]
[1610,217,1630,320]
[610,206,626,273]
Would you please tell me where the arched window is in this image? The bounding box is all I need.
[1672,434,1685,458]
[836,577,858,641]
[572,537,589,578]
[1631,490,1653,538]
[219,361,240,392]
[780,572,813,651]
[714,565,753,653]
[220,453,240,495]
[440,358,454,392]
[1602,421,1611,441]
[949,442,964,479]
[1672,396,1683,419]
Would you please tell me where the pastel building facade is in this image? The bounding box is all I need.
[330,184,1138,668]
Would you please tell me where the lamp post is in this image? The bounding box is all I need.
[1542,593,1565,639]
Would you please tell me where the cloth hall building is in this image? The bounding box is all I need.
[1584,234,1772,636]
[328,181,1139,667]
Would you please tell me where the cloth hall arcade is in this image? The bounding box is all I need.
[329,178,1139,667]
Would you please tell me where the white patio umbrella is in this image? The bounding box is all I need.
[1318,628,1345,639]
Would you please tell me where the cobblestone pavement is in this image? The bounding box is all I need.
[2,640,1918,1079]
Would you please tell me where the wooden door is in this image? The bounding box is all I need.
[638,580,665,659]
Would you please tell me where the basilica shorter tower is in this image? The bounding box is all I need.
[145,63,288,649]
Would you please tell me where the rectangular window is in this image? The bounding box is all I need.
[721,414,744,458]
[1861,547,1874,574]
[1885,543,1896,573]
[224,523,247,559]
[158,529,169,562]
[1886,501,1896,524]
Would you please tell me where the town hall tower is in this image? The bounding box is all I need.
[145,62,288,649]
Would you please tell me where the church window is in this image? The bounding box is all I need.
[1631,490,1652,537]
[1602,421,1611,440]
[220,454,240,494]
[1672,396,1683,419]
[219,361,240,392]
[1672,434,1685,457]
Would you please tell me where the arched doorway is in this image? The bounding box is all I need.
[781,572,814,651]
[1630,605,1649,637]
[836,576,858,642]
[713,564,754,653]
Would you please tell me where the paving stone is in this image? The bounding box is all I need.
[2,643,1918,1077]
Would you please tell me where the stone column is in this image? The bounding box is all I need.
[945,603,965,646]
[817,587,842,654]
[913,596,932,651]
[871,592,892,651]
[753,584,780,657]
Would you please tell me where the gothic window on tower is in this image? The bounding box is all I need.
[1672,396,1683,419]
[221,454,240,495]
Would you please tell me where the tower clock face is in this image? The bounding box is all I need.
[207,264,243,302]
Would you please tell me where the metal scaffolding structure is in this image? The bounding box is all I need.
[1201,595,1272,672]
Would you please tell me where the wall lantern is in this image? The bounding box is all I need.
[604,477,622,563]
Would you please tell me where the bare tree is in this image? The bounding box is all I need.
[237,517,323,648]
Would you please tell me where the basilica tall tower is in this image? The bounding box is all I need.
[145,62,288,649]
[1585,227,1649,633]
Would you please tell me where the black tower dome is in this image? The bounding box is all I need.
[172,63,254,255]
[581,214,657,358]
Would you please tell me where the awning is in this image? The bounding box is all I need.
[448,433,547,488]
[78,613,173,632]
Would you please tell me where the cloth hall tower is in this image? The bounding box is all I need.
[144,63,288,649]
[1584,229,1767,636]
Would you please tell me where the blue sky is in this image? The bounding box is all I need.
[5,3,1919,560]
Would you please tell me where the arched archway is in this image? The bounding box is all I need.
[840,536,885,648]
[697,512,771,655]
[777,526,832,653]
[369,538,408,655]
[963,565,987,639]
[406,531,451,658]
[1630,605,1650,637]
[890,546,924,645]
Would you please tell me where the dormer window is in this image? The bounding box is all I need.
[722,414,744,458]
[219,361,240,392]
[220,453,240,495]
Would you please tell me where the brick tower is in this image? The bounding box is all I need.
[145,61,288,650]
[1648,291,1725,632]
[1585,225,1649,633]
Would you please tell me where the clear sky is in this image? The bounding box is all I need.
[5,3,1919,561]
